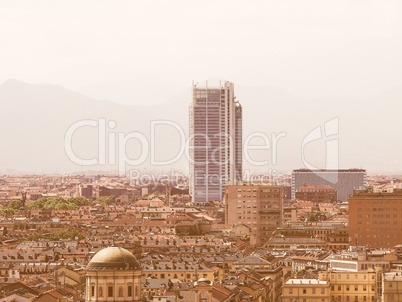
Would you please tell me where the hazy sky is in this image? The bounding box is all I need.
[1,0,402,105]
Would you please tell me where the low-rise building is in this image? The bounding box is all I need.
[324,268,379,302]
[382,266,402,302]
[282,278,330,302]
[295,185,337,203]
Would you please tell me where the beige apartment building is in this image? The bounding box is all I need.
[282,269,380,302]
[225,183,283,246]
[323,269,379,302]
[282,279,330,302]
[383,266,402,302]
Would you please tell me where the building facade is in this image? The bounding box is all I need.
[283,269,380,302]
[189,81,242,203]
[274,221,349,251]
[324,269,379,302]
[85,246,142,302]
[348,188,402,248]
[295,185,337,203]
[225,183,283,246]
[383,268,402,302]
[292,169,367,201]
[79,184,93,199]
[282,279,330,302]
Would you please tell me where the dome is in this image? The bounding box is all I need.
[87,247,140,270]
[194,277,212,286]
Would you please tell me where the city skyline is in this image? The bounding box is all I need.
[1,1,402,302]
[1,78,402,175]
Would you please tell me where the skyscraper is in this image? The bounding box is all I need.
[189,81,242,202]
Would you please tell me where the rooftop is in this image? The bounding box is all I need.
[285,279,328,285]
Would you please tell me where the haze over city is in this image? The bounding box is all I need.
[1,2,402,302]
[1,1,402,175]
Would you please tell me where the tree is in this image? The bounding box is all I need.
[66,197,92,206]
[26,228,85,241]
[95,196,116,205]
[0,207,18,216]
[26,196,91,210]
[8,199,23,210]
[308,211,323,222]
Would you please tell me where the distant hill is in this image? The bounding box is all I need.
[0,79,401,175]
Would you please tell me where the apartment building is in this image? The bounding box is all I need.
[348,188,402,248]
[323,269,379,302]
[295,185,337,203]
[274,221,349,250]
[225,183,283,246]
[383,266,402,302]
[283,269,380,302]
[282,279,330,302]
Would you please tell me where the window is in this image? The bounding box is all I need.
[289,288,293,294]
[108,286,113,297]
[118,287,123,297]
[346,285,350,291]
[128,286,132,297]
[355,286,358,291]
[303,288,306,294]
[91,286,95,297]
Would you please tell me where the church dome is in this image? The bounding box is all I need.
[194,277,212,286]
[87,247,140,270]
